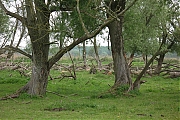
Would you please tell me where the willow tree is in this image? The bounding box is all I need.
[0,0,138,96]
[123,0,179,89]
[124,0,170,65]
[154,0,180,74]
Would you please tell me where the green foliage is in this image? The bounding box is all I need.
[173,28,180,42]
[124,0,179,56]
[124,0,165,55]
[0,8,9,34]
[0,77,26,84]
[50,0,106,46]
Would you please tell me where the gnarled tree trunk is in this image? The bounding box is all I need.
[21,63,49,95]
[107,0,132,90]
[25,31,50,95]
[18,0,50,95]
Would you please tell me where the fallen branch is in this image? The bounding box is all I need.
[46,90,67,97]
[168,72,180,78]
[0,93,19,101]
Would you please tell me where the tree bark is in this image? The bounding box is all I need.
[107,0,132,90]
[93,37,102,69]
[126,51,135,67]
[154,27,167,75]
[82,41,87,68]
[18,0,50,95]
[154,54,165,75]
[20,63,49,95]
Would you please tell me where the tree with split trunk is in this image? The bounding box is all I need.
[0,0,138,96]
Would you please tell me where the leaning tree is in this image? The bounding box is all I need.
[124,0,180,89]
[0,0,138,96]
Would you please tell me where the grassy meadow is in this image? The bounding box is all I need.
[0,57,179,120]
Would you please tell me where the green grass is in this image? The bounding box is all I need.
[0,69,179,120]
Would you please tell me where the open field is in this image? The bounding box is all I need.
[0,69,179,120]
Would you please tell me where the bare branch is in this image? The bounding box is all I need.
[25,0,36,24]
[10,19,19,47]
[0,0,26,23]
[104,3,120,21]
[5,45,32,60]
[16,25,26,47]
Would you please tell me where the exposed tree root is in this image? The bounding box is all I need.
[98,80,147,98]
[0,83,30,101]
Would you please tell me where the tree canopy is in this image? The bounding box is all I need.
[124,0,180,56]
